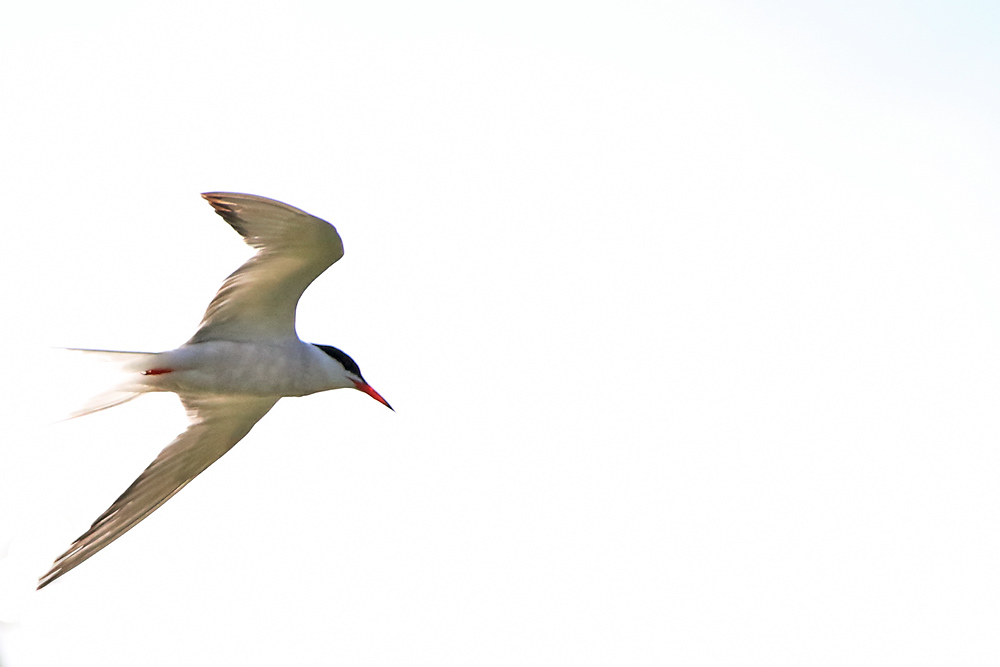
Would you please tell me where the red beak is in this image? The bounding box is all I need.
[352,379,394,411]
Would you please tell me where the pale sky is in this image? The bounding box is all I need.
[1,1,999,665]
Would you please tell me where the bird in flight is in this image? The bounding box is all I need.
[38,192,392,588]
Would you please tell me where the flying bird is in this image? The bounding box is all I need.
[38,192,392,589]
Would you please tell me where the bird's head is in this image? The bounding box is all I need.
[314,344,393,410]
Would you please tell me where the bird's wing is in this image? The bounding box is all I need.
[38,395,279,588]
[189,192,345,343]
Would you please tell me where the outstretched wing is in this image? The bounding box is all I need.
[189,193,345,343]
[38,395,278,588]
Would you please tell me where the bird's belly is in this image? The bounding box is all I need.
[150,341,329,397]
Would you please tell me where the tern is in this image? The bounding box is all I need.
[38,192,392,589]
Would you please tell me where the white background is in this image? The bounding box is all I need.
[1,1,999,665]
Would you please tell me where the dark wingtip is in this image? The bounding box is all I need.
[200,193,251,236]
[37,569,59,590]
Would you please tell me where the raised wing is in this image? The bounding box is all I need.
[38,395,278,588]
[189,193,345,343]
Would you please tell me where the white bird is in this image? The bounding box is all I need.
[38,192,392,589]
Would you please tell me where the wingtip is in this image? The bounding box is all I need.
[201,192,244,209]
[36,538,86,589]
[37,568,60,590]
[201,192,232,208]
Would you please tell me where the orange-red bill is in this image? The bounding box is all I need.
[352,380,393,411]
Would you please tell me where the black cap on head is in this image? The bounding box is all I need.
[315,343,393,411]
[314,344,363,378]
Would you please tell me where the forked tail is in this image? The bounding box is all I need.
[57,348,159,420]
